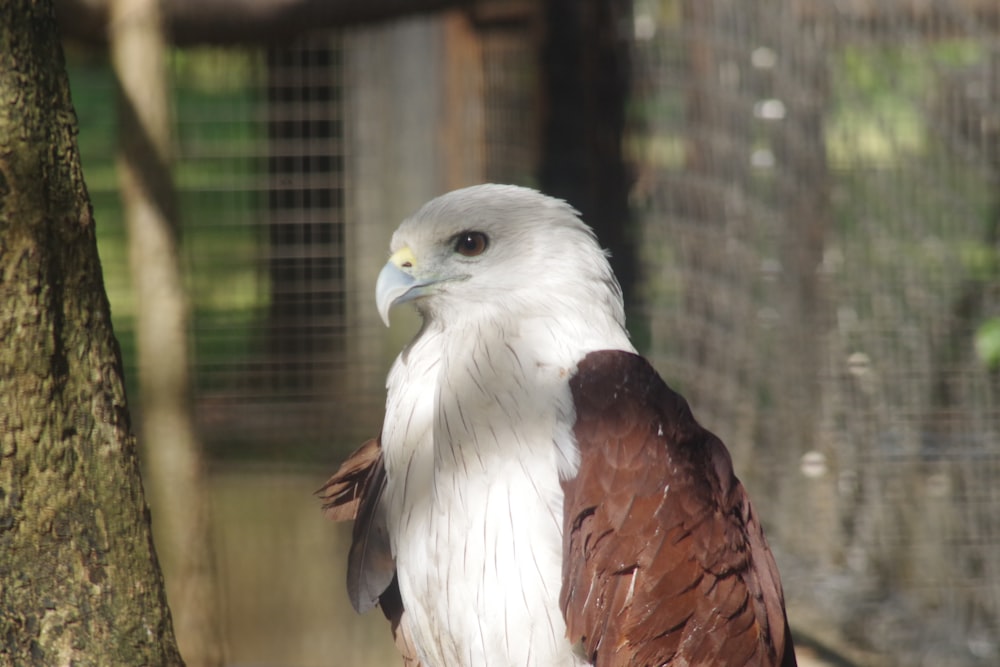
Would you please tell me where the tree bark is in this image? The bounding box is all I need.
[109,0,225,663]
[0,1,184,665]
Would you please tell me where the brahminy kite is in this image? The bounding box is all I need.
[320,184,797,666]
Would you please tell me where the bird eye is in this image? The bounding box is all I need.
[454,231,489,257]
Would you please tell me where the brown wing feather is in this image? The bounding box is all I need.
[318,438,381,522]
[562,350,796,667]
[318,439,424,666]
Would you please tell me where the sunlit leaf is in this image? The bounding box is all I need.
[974,318,1000,369]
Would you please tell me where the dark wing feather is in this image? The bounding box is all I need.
[562,350,796,667]
[317,438,394,612]
[318,439,424,666]
[345,450,394,613]
[378,575,424,667]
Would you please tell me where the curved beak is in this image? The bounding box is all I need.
[375,247,425,326]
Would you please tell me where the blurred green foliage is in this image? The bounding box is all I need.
[976,318,1000,369]
[827,39,985,167]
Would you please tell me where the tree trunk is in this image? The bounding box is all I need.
[539,0,637,318]
[764,0,834,563]
[0,1,184,665]
[108,0,225,664]
[670,0,757,444]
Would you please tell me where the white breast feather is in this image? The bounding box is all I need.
[382,307,632,667]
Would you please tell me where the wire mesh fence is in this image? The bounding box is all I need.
[65,1,999,664]
[634,1,1000,664]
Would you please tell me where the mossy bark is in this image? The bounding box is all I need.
[0,1,184,665]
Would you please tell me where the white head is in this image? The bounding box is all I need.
[375,184,627,333]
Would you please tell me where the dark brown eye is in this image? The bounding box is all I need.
[454,231,489,257]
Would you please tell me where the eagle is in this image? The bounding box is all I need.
[320,184,797,667]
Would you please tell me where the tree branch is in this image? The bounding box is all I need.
[56,0,474,46]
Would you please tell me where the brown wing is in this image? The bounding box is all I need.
[318,438,382,522]
[318,439,424,666]
[562,351,796,667]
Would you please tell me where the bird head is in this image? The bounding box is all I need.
[375,184,626,330]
